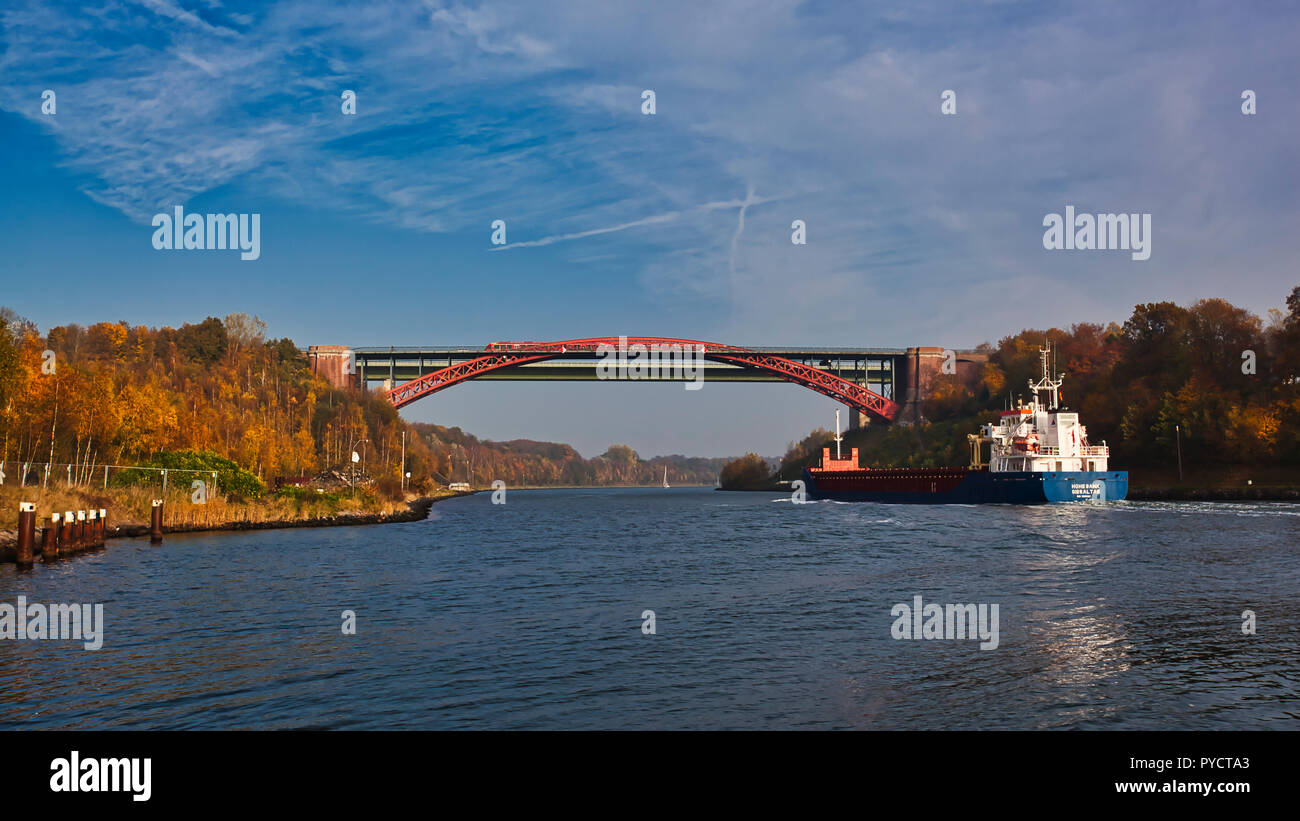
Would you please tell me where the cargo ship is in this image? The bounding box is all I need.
[802,346,1127,503]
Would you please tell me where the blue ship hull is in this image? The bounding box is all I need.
[802,468,1128,504]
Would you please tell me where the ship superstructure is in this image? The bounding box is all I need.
[971,346,1112,474]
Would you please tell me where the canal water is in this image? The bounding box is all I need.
[1,488,1297,729]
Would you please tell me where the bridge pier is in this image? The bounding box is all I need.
[896,347,989,425]
[847,406,869,430]
[308,345,357,391]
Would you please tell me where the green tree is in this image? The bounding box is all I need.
[177,317,228,365]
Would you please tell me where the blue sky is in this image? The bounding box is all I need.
[2,0,1299,457]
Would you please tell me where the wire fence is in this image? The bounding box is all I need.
[0,461,220,496]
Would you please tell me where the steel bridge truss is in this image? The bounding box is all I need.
[385,337,901,423]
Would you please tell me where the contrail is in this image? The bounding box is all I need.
[729,182,758,290]
[490,191,781,251]
[490,211,682,250]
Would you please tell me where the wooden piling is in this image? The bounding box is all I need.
[76,510,87,551]
[60,510,74,553]
[150,499,164,543]
[99,508,108,546]
[42,512,60,561]
[16,502,36,565]
[87,509,98,549]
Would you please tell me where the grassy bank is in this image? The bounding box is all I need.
[0,483,467,551]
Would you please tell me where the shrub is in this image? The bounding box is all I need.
[375,476,404,501]
[112,449,266,498]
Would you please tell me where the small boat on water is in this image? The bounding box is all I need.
[802,346,1128,504]
[662,467,670,488]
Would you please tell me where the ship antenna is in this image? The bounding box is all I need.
[834,408,843,460]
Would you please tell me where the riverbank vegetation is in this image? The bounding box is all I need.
[0,311,729,529]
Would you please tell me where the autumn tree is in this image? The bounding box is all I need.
[719,453,770,489]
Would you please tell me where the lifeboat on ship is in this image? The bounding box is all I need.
[1012,433,1040,453]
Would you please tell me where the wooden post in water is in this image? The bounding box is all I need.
[87,509,98,549]
[99,508,108,546]
[42,512,60,561]
[150,499,164,544]
[75,510,87,551]
[1176,424,1183,482]
[16,502,36,565]
[60,510,74,554]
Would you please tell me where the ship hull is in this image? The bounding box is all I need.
[802,467,1128,504]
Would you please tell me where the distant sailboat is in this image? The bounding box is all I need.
[662,467,670,488]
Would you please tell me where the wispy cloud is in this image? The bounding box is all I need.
[2,0,1299,343]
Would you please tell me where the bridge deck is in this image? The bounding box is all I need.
[352,345,921,356]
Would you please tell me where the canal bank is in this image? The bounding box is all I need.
[0,491,478,561]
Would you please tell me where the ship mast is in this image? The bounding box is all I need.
[1028,344,1063,411]
[834,408,843,460]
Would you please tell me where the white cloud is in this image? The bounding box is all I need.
[1,0,1298,344]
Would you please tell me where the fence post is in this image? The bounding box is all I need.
[103,465,109,489]
[16,502,36,565]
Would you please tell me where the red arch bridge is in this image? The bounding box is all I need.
[308,339,988,426]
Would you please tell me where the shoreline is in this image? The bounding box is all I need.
[0,491,479,561]
[1124,487,1300,501]
[717,483,1300,501]
[494,483,715,490]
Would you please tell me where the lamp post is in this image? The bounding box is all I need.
[347,437,369,486]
